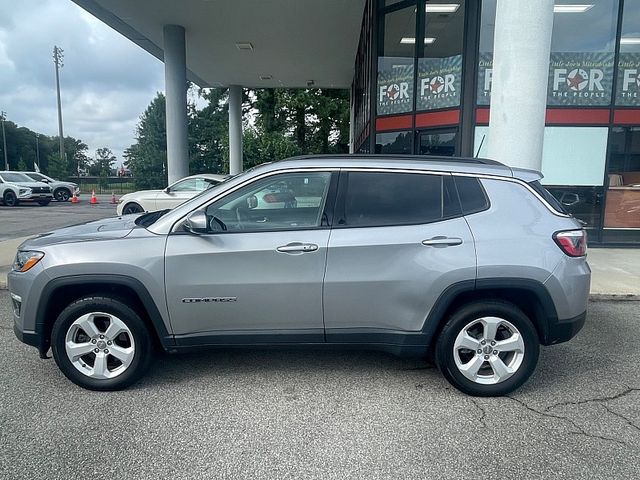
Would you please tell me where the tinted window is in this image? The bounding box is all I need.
[454,176,489,214]
[341,172,457,227]
[528,180,569,215]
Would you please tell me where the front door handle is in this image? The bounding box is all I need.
[421,236,463,247]
[276,242,319,254]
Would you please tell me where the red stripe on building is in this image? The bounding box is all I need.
[476,108,490,125]
[375,114,413,132]
[613,109,640,125]
[415,109,460,128]
[545,109,609,125]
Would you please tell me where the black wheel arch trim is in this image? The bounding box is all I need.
[34,274,175,354]
[421,278,562,347]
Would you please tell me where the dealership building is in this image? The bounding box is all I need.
[74,0,639,244]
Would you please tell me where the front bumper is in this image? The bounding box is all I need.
[20,193,53,202]
[9,264,51,358]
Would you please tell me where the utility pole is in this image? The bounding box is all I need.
[1,111,7,170]
[53,46,65,164]
[35,133,41,171]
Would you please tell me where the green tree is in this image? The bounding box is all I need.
[124,93,168,189]
[92,147,116,189]
[16,158,28,171]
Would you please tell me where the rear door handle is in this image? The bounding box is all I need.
[276,242,319,254]
[421,236,463,247]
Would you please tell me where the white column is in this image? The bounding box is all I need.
[228,85,243,175]
[487,0,554,170]
[163,25,189,184]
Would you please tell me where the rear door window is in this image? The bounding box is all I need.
[338,171,460,227]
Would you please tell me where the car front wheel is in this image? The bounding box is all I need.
[122,202,143,215]
[54,188,71,202]
[3,191,19,207]
[435,300,539,397]
[51,296,152,391]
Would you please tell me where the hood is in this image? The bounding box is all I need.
[9,181,50,189]
[20,215,140,249]
[121,189,161,199]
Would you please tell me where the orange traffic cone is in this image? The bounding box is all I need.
[110,192,118,204]
[71,191,79,204]
[90,190,99,205]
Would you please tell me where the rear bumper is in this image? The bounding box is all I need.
[543,310,586,345]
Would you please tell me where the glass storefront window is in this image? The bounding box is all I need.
[616,0,640,106]
[419,129,458,155]
[477,0,619,107]
[416,1,465,111]
[604,127,640,228]
[474,126,607,228]
[377,6,416,115]
[375,131,413,153]
[548,0,618,106]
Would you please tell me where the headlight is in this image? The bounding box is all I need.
[13,251,45,273]
[18,188,31,195]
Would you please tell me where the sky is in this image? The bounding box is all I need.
[0,0,165,166]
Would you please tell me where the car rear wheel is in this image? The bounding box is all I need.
[54,188,71,202]
[3,191,19,207]
[122,202,143,215]
[51,296,152,391]
[435,300,539,397]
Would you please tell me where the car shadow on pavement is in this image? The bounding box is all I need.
[135,348,440,390]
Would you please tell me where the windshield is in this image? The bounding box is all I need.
[1,172,33,183]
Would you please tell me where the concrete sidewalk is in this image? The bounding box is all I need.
[0,238,638,298]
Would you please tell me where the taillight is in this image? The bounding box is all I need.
[553,230,587,257]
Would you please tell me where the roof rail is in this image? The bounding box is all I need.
[286,154,505,167]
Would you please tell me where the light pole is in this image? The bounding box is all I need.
[1,111,8,170]
[53,46,65,164]
[35,133,41,171]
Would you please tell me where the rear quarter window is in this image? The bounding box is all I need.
[528,180,569,215]
[454,176,489,215]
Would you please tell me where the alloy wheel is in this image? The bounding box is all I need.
[64,312,136,379]
[452,316,525,385]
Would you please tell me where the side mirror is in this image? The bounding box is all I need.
[247,195,258,209]
[164,187,171,194]
[184,211,208,234]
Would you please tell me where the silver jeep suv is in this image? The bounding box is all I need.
[9,156,590,396]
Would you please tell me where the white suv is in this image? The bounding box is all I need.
[0,171,53,206]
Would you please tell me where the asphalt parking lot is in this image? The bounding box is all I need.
[0,195,116,241]
[0,294,638,479]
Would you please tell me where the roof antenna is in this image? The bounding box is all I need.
[475,135,486,158]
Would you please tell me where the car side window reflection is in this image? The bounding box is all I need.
[204,172,332,232]
[171,179,198,192]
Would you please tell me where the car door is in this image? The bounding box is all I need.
[164,170,337,343]
[323,170,476,342]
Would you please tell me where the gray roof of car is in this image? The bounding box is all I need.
[258,154,541,182]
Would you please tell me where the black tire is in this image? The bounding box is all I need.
[51,296,153,391]
[38,199,51,206]
[435,300,540,397]
[3,191,19,207]
[54,188,71,202]
[122,202,143,215]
